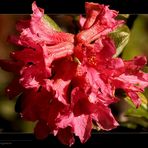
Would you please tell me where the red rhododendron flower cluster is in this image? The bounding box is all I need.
[0,2,148,146]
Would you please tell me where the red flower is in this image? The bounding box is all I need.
[77,2,123,43]
[9,2,74,48]
[112,56,148,107]
[0,1,148,146]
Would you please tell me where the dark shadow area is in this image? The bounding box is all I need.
[0,0,148,14]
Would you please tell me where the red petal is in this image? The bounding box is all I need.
[21,88,53,121]
[71,87,97,115]
[127,91,141,108]
[124,56,147,73]
[72,115,92,143]
[34,121,50,140]
[56,114,92,144]
[76,2,123,43]
[78,15,86,29]
[0,59,22,74]
[57,127,75,146]
[92,105,119,130]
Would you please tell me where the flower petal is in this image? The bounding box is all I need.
[92,104,119,130]
[34,121,50,140]
[57,127,75,146]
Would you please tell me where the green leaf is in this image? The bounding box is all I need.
[74,56,81,64]
[143,88,148,99]
[125,108,148,119]
[116,14,130,21]
[143,66,148,73]
[122,93,148,128]
[42,14,62,32]
[121,117,148,128]
[109,25,130,58]
[120,122,137,129]
[124,93,148,119]
[138,93,148,110]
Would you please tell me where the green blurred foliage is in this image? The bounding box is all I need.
[122,15,148,59]
[0,15,35,133]
[122,93,148,129]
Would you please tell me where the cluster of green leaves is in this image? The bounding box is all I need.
[123,93,148,129]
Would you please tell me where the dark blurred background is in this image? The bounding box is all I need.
[0,0,148,14]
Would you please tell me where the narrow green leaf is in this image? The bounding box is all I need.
[142,67,148,99]
[121,117,148,128]
[125,108,148,119]
[143,88,148,99]
[116,14,130,21]
[138,93,148,110]
[74,57,81,64]
[124,93,148,120]
[120,122,137,129]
